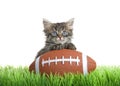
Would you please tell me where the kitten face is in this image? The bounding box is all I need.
[43,18,74,44]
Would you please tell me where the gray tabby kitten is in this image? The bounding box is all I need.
[35,18,76,59]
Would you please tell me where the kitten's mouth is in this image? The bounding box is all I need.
[55,37,67,44]
[56,37,64,41]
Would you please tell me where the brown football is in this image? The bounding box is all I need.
[29,49,96,75]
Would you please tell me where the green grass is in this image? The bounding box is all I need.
[0,66,120,86]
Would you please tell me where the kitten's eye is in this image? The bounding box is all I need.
[51,31,57,36]
[62,31,68,36]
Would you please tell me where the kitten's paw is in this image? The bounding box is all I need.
[51,44,64,50]
[64,43,76,50]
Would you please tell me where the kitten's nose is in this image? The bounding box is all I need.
[57,35,63,40]
[58,34,62,38]
[58,36,62,40]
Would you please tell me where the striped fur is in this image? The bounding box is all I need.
[35,18,76,59]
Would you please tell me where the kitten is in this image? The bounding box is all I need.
[35,18,76,59]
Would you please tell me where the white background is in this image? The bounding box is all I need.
[0,0,120,67]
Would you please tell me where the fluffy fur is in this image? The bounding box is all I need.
[35,18,76,59]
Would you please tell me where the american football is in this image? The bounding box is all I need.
[29,49,96,75]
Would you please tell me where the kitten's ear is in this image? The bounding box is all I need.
[43,18,51,29]
[66,18,74,26]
